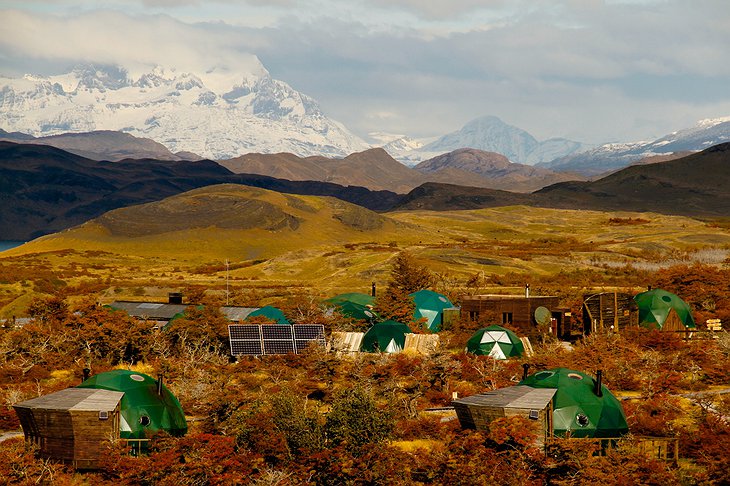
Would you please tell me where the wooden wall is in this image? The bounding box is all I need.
[582,292,637,334]
[460,295,567,338]
[16,404,121,469]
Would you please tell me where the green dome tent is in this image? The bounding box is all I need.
[410,289,454,332]
[361,320,413,353]
[466,325,524,359]
[634,288,696,330]
[324,293,378,322]
[519,368,628,438]
[78,370,187,440]
[245,305,290,324]
[325,292,375,307]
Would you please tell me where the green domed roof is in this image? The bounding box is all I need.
[410,289,454,332]
[361,320,412,353]
[519,368,628,438]
[634,288,696,329]
[466,325,524,359]
[78,369,187,439]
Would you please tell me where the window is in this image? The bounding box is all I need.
[502,312,513,324]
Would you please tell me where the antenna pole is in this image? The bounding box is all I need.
[226,259,230,305]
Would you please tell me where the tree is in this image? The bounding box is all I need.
[374,285,416,324]
[387,252,434,294]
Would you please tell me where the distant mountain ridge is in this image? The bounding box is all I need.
[0,129,200,161]
[539,117,730,176]
[0,141,398,240]
[396,142,730,217]
[0,64,370,159]
[388,116,591,166]
[220,147,581,193]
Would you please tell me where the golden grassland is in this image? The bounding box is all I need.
[1,184,729,316]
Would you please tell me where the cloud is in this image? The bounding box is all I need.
[1,1,730,144]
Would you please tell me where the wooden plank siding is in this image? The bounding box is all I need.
[461,295,571,339]
[582,292,638,335]
[13,388,123,469]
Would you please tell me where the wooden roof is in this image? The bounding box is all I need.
[453,385,556,410]
[13,388,124,411]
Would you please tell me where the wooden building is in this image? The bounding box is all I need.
[452,386,557,446]
[13,388,124,469]
[582,292,638,335]
[461,293,571,339]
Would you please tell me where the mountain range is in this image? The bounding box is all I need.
[219,147,580,193]
[538,117,730,176]
[0,64,369,160]
[396,142,730,217]
[3,140,730,242]
[0,129,201,162]
[386,116,592,166]
[0,141,399,240]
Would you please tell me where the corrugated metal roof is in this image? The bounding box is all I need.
[13,388,124,411]
[220,306,258,321]
[109,301,187,320]
[453,385,556,410]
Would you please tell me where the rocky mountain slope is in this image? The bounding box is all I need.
[0,64,370,159]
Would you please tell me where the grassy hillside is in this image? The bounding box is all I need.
[2,183,729,315]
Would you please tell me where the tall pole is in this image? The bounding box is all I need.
[226,258,230,305]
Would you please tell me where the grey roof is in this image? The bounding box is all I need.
[108,301,188,320]
[109,301,261,322]
[220,306,258,321]
[14,388,124,411]
[453,385,556,410]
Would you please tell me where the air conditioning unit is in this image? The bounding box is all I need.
[98,410,109,420]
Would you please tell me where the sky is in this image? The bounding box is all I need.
[1,0,730,145]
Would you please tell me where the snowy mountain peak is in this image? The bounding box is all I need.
[697,115,730,128]
[0,63,369,159]
[387,115,590,166]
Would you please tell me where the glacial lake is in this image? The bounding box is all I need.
[0,241,26,253]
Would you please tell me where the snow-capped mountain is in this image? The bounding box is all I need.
[539,117,730,176]
[0,64,370,160]
[387,116,591,166]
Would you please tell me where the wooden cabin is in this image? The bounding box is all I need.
[452,386,557,446]
[13,388,124,469]
[461,292,571,339]
[582,292,638,335]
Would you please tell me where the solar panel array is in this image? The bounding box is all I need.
[229,324,326,356]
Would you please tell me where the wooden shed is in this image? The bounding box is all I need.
[13,388,124,469]
[582,292,638,335]
[452,386,557,446]
[460,294,571,339]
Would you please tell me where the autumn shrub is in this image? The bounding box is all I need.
[681,413,730,484]
[623,393,683,436]
[325,387,395,454]
[269,390,324,458]
[0,438,71,485]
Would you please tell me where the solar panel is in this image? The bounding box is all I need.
[293,324,326,340]
[264,339,296,354]
[231,339,263,356]
[229,325,261,340]
[261,325,294,340]
[228,324,326,356]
